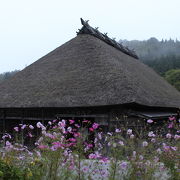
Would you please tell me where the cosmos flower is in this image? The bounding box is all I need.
[14,127,19,132]
[166,133,172,139]
[120,161,128,170]
[29,125,34,129]
[127,129,132,135]
[115,128,121,133]
[69,120,75,124]
[142,141,148,147]
[92,123,99,129]
[147,119,153,123]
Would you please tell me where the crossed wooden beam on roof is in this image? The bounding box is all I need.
[77,18,139,59]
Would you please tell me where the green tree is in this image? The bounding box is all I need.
[164,69,180,91]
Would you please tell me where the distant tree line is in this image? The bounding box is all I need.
[119,38,180,91]
[0,70,19,82]
[143,55,180,75]
[120,37,180,60]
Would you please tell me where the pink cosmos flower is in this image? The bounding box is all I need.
[45,133,56,139]
[65,143,76,147]
[118,141,124,146]
[68,138,76,142]
[48,121,52,125]
[27,151,33,156]
[154,156,159,163]
[89,127,94,132]
[115,128,121,133]
[42,130,47,135]
[157,148,162,154]
[92,123,99,129]
[2,133,11,139]
[98,132,102,139]
[58,120,66,128]
[36,151,41,157]
[163,145,170,152]
[168,122,174,128]
[74,132,81,137]
[120,161,128,170]
[37,122,46,130]
[29,125,34,129]
[107,132,112,136]
[75,124,80,128]
[38,145,49,149]
[88,152,101,159]
[127,129,132,135]
[67,127,72,132]
[69,119,75,124]
[6,141,12,146]
[169,116,175,121]
[142,141,148,147]
[147,119,153,123]
[86,143,93,148]
[82,167,88,173]
[28,133,33,137]
[83,120,89,123]
[68,163,75,170]
[174,134,180,140]
[51,141,63,150]
[18,155,25,160]
[139,155,144,160]
[100,157,109,163]
[94,137,98,143]
[166,133,172,139]
[21,124,26,130]
[14,127,19,132]
[151,138,156,143]
[148,131,155,137]
[171,146,177,151]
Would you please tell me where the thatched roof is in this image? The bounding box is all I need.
[0,19,180,108]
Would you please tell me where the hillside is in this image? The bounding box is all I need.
[120,38,180,60]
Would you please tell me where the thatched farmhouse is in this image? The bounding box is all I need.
[0,19,180,137]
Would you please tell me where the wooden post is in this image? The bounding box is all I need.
[42,108,44,125]
[3,109,6,135]
[107,112,111,132]
[21,109,24,145]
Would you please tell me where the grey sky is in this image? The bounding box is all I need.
[0,0,180,73]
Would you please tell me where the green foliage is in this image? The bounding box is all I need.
[164,69,180,91]
[0,159,23,180]
[143,56,180,76]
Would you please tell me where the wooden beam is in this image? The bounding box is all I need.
[56,114,108,118]
[3,109,6,134]
[21,109,24,145]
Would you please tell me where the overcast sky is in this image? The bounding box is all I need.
[0,0,180,73]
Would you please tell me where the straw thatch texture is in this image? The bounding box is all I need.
[0,34,179,108]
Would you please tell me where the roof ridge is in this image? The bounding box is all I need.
[76,18,139,59]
